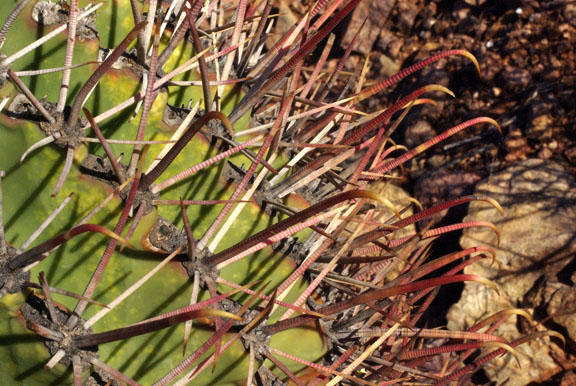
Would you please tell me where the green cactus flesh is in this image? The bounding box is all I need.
[0,1,323,384]
[0,1,524,385]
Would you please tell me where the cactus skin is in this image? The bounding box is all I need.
[0,1,322,384]
[0,1,536,386]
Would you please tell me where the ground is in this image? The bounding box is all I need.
[282,0,576,383]
[284,0,575,175]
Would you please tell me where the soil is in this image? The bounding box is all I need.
[329,0,575,180]
[275,0,576,177]
[284,0,575,383]
[279,0,575,223]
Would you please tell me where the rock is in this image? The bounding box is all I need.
[377,28,396,52]
[545,285,576,343]
[538,147,553,159]
[559,371,576,386]
[522,276,576,343]
[565,145,576,166]
[503,127,529,161]
[369,181,415,238]
[479,51,504,82]
[447,159,576,385]
[364,182,416,280]
[564,3,576,27]
[499,65,532,91]
[396,1,420,33]
[387,37,404,59]
[414,170,482,224]
[341,0,396,55]
[526,99,555,140]
[452,0,474,20]
[457,15,486,37]
[418,2,438,30]
[375,53,401,78]
[376,28,404,60]
[404,120,436,149]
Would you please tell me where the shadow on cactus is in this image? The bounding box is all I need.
[0,0,563,385]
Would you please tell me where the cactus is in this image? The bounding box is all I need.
[0,1,561,385]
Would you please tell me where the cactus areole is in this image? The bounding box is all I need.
[0,1,540,386]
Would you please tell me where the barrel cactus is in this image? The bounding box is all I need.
[0,1,560,385]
